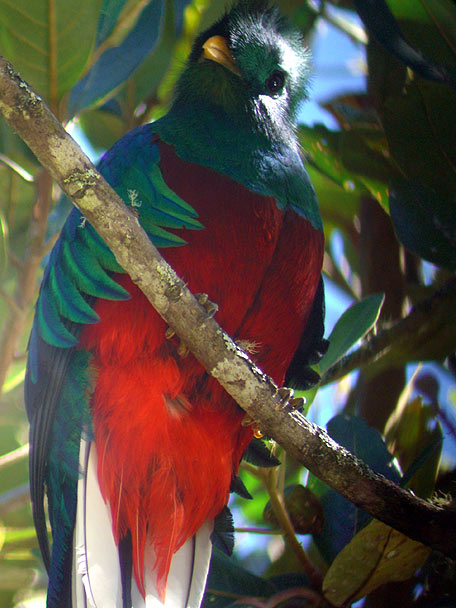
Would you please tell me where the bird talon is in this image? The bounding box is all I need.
[241,414,255,427]
[274,386,294,410]
[241,415,264,438]
[165,327,175,340]
[177,340,190,358]
[164,325,189,357]
[288,396,305,410]
[274,387,304,411]
[196,293,218,319]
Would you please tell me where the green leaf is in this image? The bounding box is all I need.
[0,210,7,277]
[95,0,130,47]
[306,166,359,238]
[300,125,365,195]
[67,0,165,117]
[386,390,442,499]
[2,368,25,394]
[300,124,391,212]
[0,0,102,106]
[390,178,456,270]
[386,0,456,70]
[0,566,37,590]
[356,0,456,88]
[382,79,456,196]
[127,0,180,111]
[78,104,125,152]
[203,549,276,607]
[319,293,385,374]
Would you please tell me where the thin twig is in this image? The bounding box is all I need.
[261,467,322,589]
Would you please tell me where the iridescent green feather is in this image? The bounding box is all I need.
[33,133,202,354]
[48,263,100,325]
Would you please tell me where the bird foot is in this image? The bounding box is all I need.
[165,326,176,339]
[177,340,190,358]
[164,326,189,358]
[196,293,218,319]
[274,387,305,411]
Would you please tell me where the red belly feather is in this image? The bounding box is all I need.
[79,139,324,598]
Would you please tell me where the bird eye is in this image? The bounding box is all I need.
[265,70,285,95]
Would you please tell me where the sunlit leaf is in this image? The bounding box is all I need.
[0,566,37,590]
[323,519,430,606]
[0,0,103,107]
[0,210,7,276]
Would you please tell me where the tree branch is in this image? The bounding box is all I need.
[1,55,455,558]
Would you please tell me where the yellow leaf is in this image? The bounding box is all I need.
[323,519,430,606]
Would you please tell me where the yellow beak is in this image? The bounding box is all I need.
[202,36,241,77]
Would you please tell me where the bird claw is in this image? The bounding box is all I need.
[165,326,175,340]
[241,415,264,438]
[164,326,189,357]
[196,293,218,319]
[274,386,305,411]
[177,340,189,358]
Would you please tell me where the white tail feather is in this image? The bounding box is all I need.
[73,439,213,607]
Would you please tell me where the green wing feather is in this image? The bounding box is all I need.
[31,125,203,366]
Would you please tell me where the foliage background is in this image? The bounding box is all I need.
[0,0,455,606]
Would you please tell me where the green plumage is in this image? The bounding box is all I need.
[32,136,202,360]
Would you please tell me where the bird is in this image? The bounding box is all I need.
[25,1,327,606]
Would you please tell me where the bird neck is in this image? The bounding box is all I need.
[152,98,322,230]
[153,98,294,195]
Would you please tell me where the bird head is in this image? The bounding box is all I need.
[174,0,310,143]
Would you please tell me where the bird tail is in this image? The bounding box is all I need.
[72,439,213,607]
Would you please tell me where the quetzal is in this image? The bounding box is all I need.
[25,1,326,606]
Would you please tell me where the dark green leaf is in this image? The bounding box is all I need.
[203,549,276,608]
[381,79,456,196]
[300,125,391,211]
[243,438,280,468]
[390,178,456,270]
[354,0,456,89]
[67,0,165,117]
[95,0,129,46]
[128,0,180,110]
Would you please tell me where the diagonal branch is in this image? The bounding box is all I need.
[1,54,455,558]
